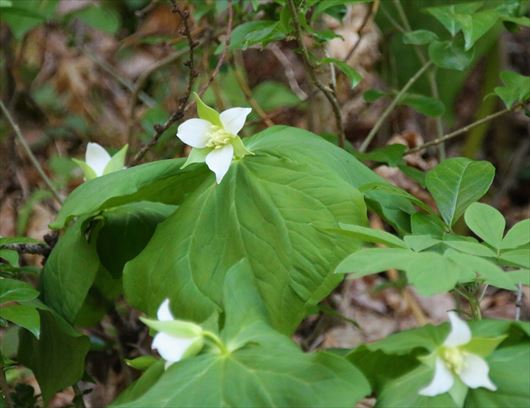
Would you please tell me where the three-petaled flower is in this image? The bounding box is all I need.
[419,311,497,397]
[141,299,205,369]
[73,142,128,180]
[177,94,253,184]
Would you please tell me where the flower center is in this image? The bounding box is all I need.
[441,346,466,373]
[206,126,235,149]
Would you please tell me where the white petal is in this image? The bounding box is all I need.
[220,107,251,135]
[205,144,234,184]
[419,357,455,397]
[152,332,194,363]
[444,311,472,347]
[157,299,174,321]
[459,354,497,391]
[85,143,111,177]
[177,119,213,148]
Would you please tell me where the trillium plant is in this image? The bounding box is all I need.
[177,94,253,183]
[73,142,128,180]
[419,312,498,398]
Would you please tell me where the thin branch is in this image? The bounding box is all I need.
[233,51,274,127]
[0,100,63,203]
[392,0,446,160]
[406,106,519,154]
[130,2,197,166]
[359,60,433,152]
[0,242,50,256]
[269,44,308,99]
[287,0,345,147]
[127,49,188,145]
[515,283,523,321]
[343,0,380,63]
[196,0,233,97]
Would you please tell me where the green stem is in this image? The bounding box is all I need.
[203,331,229,355]
[0,361,13,408]
[360,60,433,152]
[0,100,63,204]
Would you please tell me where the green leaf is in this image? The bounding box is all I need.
[463,335,507,357]
[456,10,499,50]
[0,236,42,245]
[426,2,483,36]
[115,260,370,407]
[425,157,495,227]
[104,144,128,175]
[321,58,363,89]
[402,29,439,45]
[123,127,370,334]
[125,356,158,371]
[18,309,90,404]
[51,158,209,229]
[42,216,100,323]
[494,70,530,108]
[0,0,58,38]
[252,81,301,110]
[443,240,497,257]
[363,89,386,103]
[336,223,407,248]
[446,251,516,290]
[464,202,505,248]
[359,182,435,215]
[406,252,460,295]
[507,269,530,286]
[112,361,165,405]
[498,248,530,268]
[0,279,39,304]
[194,93,222,127]
[336,248,416,278]
[411,213,446,237]
[404,235,440,252]
[96,202,175,278]
[229,21,285,50]
[501,219,530,249]
[72,4,121,34]
[72,158,97,180]
[466,344,530,407]
[0,304,40,337]
[354,144,405,166]
[428,39,475,71]
[399,93,445,117]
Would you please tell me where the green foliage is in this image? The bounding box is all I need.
[425,157,495,227]
[493,71,530,108]
[115,261,370,407]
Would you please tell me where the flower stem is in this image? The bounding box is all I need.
[203,331,229,355]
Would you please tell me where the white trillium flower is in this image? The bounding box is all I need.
[73,142,128,180]
[141,299,205,369]
[177,93,253,184]
[419,311,497,397]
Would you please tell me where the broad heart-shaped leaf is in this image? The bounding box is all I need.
[425,157,495,227]
[42,216,100,323]
[124,127,370,334]
[426,2,483,36]
[18,308,90,404]
[0,278,39,303]
[115,260,370,408]
[464,202,505,248]
[428,39,475,71]
[50,158,209,229]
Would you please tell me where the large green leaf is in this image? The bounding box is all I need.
[428,39,475,71]
[42,216,100,323]
[501,219,530,249]
[96,202,176,278]
[464,202,505,248]
[494,71,530,109]
[0,303,40,337]
[116,261,370,407]
[124,128,369,334]
[50,158,208,229]
[425,157,495,227]
[18,308,90,404]
[0,278,39,303]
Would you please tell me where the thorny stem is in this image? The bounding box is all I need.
[130,1,197,166]
[0,100,63,204]
[406,106,521,154]
[360,60,433,152]
[287,0,345,147]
